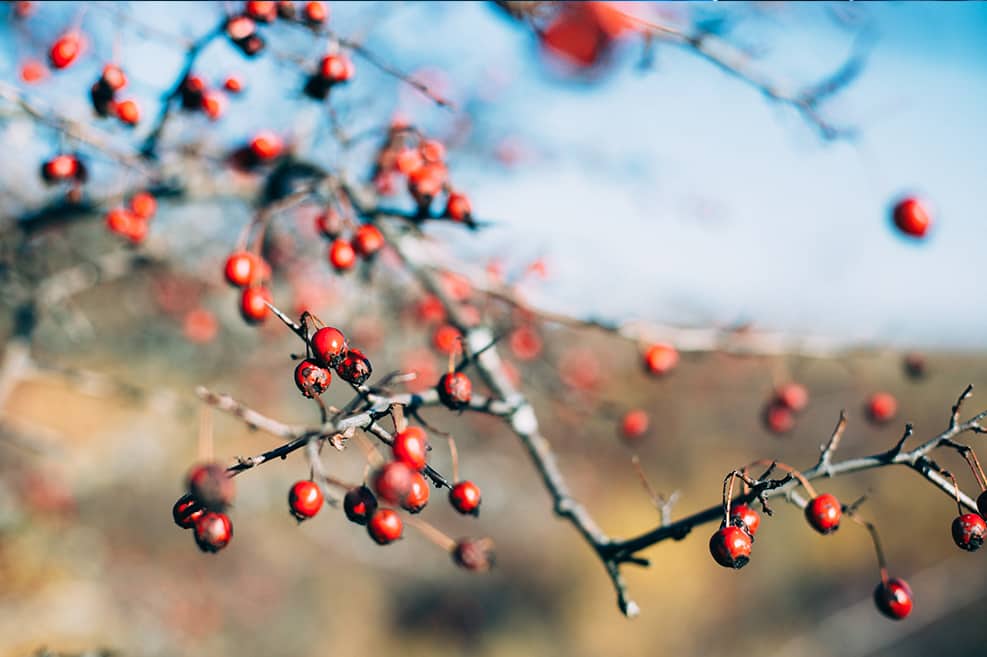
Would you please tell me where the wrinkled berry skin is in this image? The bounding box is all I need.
[951,512,986,552]
[874,578,913,620]
[336,349,372,385]
[294,359,331,397]
[709,525,752,569]
[805,493,842,534]
[437,372,472,410]
[343,485,378,525]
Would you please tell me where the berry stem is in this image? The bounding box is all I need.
[942,469,965,515]
[845,509,889,584]
[405,515,456,553]
[198,404,213,461]
[746,459,817,498]
[448,435,460,483]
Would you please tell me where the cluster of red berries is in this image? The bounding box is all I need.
[762,382,809,435]
[373,126,476,227]
[314,211,384,272]
[40,154,86,186]
[223,251,274,323]
[105,192,157,243]
[292,325,373,397]
[172,462,236,553]
[304,51,355,100]
[89,64,140,126]
[227,2,328,57]
[179,75,231,121]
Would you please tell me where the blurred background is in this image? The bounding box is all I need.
[1,2,986,657]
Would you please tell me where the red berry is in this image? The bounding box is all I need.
[244,1,276,22]
[224,251,258,287]
[186,462,236,511]
[343,485,378,525]
[352,224,384,257]
[201,91,226,120]
[288,480,324,520]
[194,512,233,552]
[303,1,327,25]
[335,348,373,385]
[775,382,808,412]
[509,325,542,361]
[172,494,204,529]
[42,154,80,182]
[367,508,403,545]
[709,525,752,569]
[49,32,82,69]
[763,401,795,435]
[874,578,913,620]
[373,461,414,505]
[223,75,243,93]
[402,471,430,513]
[951,512,986,551]
[106,208,145,243]
[432,324,462,355]
[240,286,272,323]
[805,493,842,534]
[420,139,445,163]
[20,59,46,84]
[129,192,156,219]
[294,359,331,397]
[392,426,429,471]
[328,238,356,271]
[101,64,127,91]
[449,480,481,516]
[315,209,343,238]
[311,326,348,367]
[249,131,282,160]
[866,392,898,425]
[408,163,447,205]
[620,409,649,440]
[892,197,931,238]
[437,372,472,410]
[395,148,423,175]
[644,343,679,376]
[114,98,140,126]
[730,504,761,537]
[319,53,353,83]
[445,192,472,222]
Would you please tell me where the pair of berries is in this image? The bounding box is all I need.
[226,14,266,57]
[247,1,327,25]
[173,462,236,552]
[763,382,809,435]
[40,154,87,185]
[180,75,228,120]
[304,52,355,100]
[105,192,157,243]
[709,503,761,569]
[315,213,384,272]
[223,251,274,323]
[340,485,404,544]
[89,64,139,125]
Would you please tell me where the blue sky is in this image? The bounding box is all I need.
[3,2,986,348]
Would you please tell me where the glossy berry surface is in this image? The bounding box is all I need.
[644,343,679,376]
[373,461,414,505]
[249,131,282,160]
[352,224,384,256]
[224,251,257,287]
[730,503,761,537]
[293,359,331,397]
[49,33,82,69]
[392,426,429,471]
[874,578,913,620]
[329,238,356,271]
[335,348,372,385]
[437,372,472,410]
[343,485,378,525]
[866,392,898,424]
[805,493,842,534]
[304,1,327,24]
[951,512,986,551]
[172,494,203,529]
[319,53,353,83]
[449,480,481,516]
[114,99,140,125]
[42,154,80,182]
[240,286,272,323]
[402,471,430,514]
[311,326,347,367]
[709,525,752,569]
[892,197,931,238]
[194,512,233,552]
[186,462,236,511]
[620,409,649,439]
[445,192,472,222]
[367,509,403,545]
[288,480,324,520]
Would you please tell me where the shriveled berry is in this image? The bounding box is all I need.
[874,578,913,620]
[173,494,204,529]
[343,485,378,525]
[453,537,495,572]
[335,348,372,385]
[367,508,403,545]
[437,372,472,410]
[311,326,347,367]
[951,512,986,552]
[709,525,752,569]
[288,480,324,520]
[373,461,414,505]
[449,480,481,516]
[805,493,841,534]
[186,462,236,511]
[194,512,233,552]
[392,426,429,471]
[294,359,331,397]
